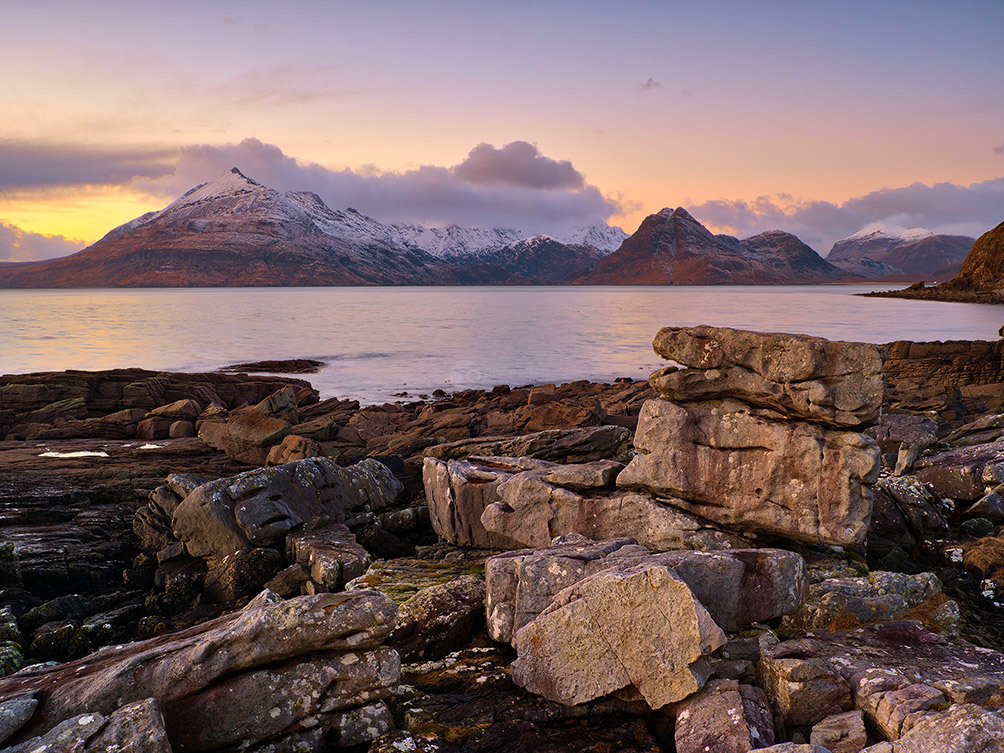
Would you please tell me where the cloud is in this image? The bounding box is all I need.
[689,177,1004,254]
[453,141,584,189]
[640,77,661,91]
[134,138,620,234]
[0,223,82,263]
[995,143,1004,155]
[0,141,176,191]
[207,65,354,107]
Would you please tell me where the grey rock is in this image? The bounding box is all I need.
[172,457,401,558]
[784,571,959,636]
[286,522,371,591]
[3,698,171,753]
[0,694,36,747]
[914,441,1004,501]
[486,538,806,643]
[391,575,486,660]
[870,413,938,454]
[874,476,949,538]
[164,649,399,751]
[422,457,527,549]
[0,589,398,738]
[757,644,853,728]
[484,470,747,551]
[859,703,1004,752]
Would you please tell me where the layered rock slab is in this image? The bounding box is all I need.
[650,325,885,428]
[484,462,748,551]
[510,562,726,708]
[618,398,879,545]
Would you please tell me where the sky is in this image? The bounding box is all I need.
[1,0,1002,262]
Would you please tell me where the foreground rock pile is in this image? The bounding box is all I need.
[7,326,1004,750]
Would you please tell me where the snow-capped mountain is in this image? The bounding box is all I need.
[828,223,975,281]
[0,168,627,288]
[556,223,628,254]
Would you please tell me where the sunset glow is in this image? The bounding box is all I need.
[2,0,1002,257]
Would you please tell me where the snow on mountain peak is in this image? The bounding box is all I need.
[847,222,933,242]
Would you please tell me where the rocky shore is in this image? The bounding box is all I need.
[3,328,1004,751]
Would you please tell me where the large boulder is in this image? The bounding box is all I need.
[486,536,806,644]
[913,440,1004,501]
[172,457,401,557]
[511,562,726,708]
[649,325,884,428]
[0,589,400,750]
[761,621,1004,743]
[618,398,879,546]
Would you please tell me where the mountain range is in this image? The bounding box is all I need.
[0,168,976,287]
[826,223,974,282]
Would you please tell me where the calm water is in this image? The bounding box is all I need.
[1,285,1001,403]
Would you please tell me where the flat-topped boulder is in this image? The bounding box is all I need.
[172,457,401,557]
[650,325,884,428]
[618,398,879,546]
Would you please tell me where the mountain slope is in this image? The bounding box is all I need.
[0,169,464,287]
[827,223,974,281]
[492,236,605,283]
[578,207,849,284]
[946,220,1004,291]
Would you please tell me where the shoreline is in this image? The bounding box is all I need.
[5,331,1004,749]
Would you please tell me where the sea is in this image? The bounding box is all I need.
[1,285,1001,404]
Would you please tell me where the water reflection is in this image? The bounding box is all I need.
[1,285,1001,403]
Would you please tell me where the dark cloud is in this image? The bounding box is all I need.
[689,177,1004,254]
[640,77,661,91]
[134,138,618,235]
[453,141,585,190]
[995,143,1004,155]
[0,141,176,191]
[0,223,82,263]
